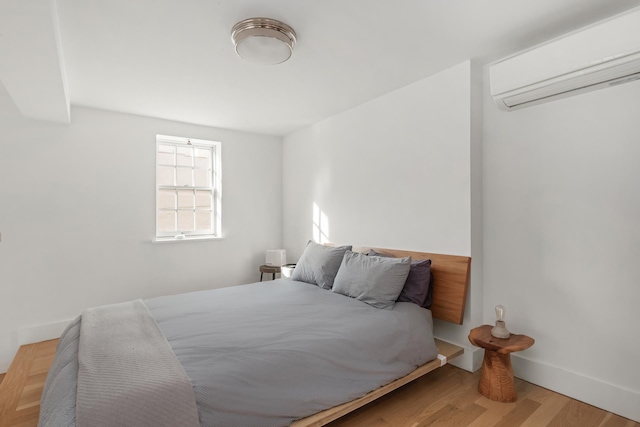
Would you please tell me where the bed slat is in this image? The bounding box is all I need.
[291,339,463,427]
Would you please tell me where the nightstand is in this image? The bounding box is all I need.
[259,264,281,281]
[468,325,534,402]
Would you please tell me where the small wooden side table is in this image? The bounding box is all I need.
[259,264,281,281]
[468,325,534,403]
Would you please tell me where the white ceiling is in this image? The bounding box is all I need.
[2,0,640,135]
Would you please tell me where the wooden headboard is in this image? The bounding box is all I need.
[352,246,471,325]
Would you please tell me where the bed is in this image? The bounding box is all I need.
[38,244,470,427]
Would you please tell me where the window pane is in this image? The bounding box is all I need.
[177,146,193,166]
[176,167,192,186]
[157,166,175,186]
[158,189,176,209]
[194,148,210,168]
[195,190,212,209]
[194,168,210,187]
[177,190,194,209]
[156,137,220,239]
[178,210,194,231]
[196,210,212,230]
[157,145,175,165]
[158,210,176,232]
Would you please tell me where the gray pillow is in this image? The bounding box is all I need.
[291,241,352,289]
[368,249,433,309]
[332,250,411,309]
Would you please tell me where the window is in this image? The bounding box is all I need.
[156,135,221,240]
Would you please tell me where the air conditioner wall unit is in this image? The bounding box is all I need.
[491,7,640,111]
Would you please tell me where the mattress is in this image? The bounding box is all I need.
[39,279,438,427]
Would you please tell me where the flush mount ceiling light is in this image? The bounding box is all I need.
[231,17,297,65]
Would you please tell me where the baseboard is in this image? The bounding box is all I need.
[449,346,483,372]
[0,358,11,373]
[0,320,72,373]
[18,319,73,346]
[512,354,640,423]
[434,336,482,372]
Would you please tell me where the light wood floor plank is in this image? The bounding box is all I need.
[599,413,640,427]
[468,398,519,427]
[519,391,570,427]
[418,404,462,426]
[1,339,639,427]
[330,364,466,427]
[413,367,481,420]
[493,398,541,427]
[0,344,38,427]
[6,404,39,426]
[421,402,487,426]
[549,399,607,427]
[467,379,539,427]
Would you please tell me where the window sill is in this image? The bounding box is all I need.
[152,235,224,244]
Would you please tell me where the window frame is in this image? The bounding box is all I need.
[155,135,222,240]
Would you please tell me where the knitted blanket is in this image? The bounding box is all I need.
[75,300,199,427]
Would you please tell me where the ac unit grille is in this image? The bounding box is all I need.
[501,55,640,109]
[491,7,640,111]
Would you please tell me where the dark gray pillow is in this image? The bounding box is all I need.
[368,249,433,309]
[291,241,352,289]
[332,250,411,309]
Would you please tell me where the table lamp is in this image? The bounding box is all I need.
[491,304,511,339]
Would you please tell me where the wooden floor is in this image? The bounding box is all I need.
[0,339,58,427]
[0,340,638,427]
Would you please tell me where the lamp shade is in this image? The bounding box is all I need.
[231,18,297,65]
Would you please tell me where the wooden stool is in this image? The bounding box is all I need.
[468,325,534,402]
[259,264,281,281]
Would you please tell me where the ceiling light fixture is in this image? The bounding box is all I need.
[231,18,297,65]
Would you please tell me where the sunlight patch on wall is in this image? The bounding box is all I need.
[312,202,330,244]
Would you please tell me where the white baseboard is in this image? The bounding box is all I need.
[0,320,72,373]
[18,319,73,346]
[512,354,640,423]
[448,346,483,372]
[434,336,483,372]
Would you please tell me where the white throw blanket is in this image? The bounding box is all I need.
[76,300,200,427]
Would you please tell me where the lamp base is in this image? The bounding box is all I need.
[491,320,511,339]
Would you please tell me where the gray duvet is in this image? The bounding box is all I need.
[40,279,438,427]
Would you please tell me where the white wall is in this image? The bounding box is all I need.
[483,74,640,421]
[4,46,637,423]
[282,55,640,421]
[282,61,483,367]
[0,99,282,371]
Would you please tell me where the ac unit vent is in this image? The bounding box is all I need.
[608,73,640,87]
[491,7,640,111]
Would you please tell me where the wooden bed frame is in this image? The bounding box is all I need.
[0,246,470,427]
[292,246,471,427]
